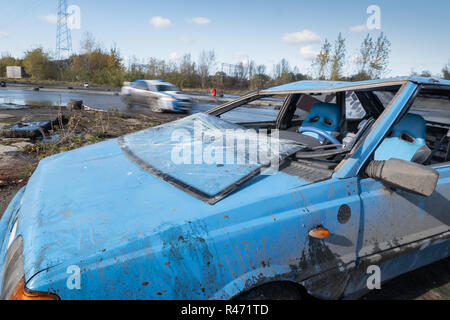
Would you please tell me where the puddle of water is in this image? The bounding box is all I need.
[0,103,29,110]
[0,97,54,109]
[0,90,123,111]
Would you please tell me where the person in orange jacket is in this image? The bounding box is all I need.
[211,88,217,97]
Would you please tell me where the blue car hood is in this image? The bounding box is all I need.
[11,138,310,281]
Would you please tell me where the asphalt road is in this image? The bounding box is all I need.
[0,86,281,124]
[2,86,449,124]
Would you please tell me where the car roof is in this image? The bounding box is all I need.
[260,77,450,94]
[134,80,175,87]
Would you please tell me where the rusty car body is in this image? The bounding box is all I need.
[1,77,449,300]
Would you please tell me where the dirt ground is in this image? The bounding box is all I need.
[0,106,448,300]
[0,183,26,219]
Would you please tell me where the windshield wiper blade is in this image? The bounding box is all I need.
[294,147,351,159]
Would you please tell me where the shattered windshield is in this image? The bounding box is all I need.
[119,113,302,204]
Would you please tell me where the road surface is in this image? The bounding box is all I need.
[0,86,281,124]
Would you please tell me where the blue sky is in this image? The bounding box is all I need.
[0,0,449,77]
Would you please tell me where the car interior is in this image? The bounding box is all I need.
[408,88,450,166]
[217,86,450,182]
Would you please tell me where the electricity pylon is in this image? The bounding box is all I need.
[56,0,72,61]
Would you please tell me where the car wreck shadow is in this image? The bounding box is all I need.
[361,257,450,300]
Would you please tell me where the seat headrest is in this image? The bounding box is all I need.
[303,102,341,131]
[391,114,426,141]
[374,113,427,162]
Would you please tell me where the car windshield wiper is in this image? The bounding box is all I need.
[293,146,352,159]
[301,144,344,151]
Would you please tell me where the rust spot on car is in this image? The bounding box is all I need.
[142,282,149,286]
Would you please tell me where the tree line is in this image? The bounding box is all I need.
[313,32,393,81]
[1,32,449,90]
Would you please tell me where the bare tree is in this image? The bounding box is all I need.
[247,60,256,79]
[368,32,391,79]
[355,33,391,79]
[273,58,291,81]
[330,33,346,81]
[235,61,248,82]
[198,50,216,88]
[250,64,269,89]
[313,39,332,80]
[80,32,101,53]
[179,54,196,76]
[357,34,374,77]
[256,64,266,76]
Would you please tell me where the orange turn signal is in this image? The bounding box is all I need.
[9,277,60,300]
[309,227,331,240]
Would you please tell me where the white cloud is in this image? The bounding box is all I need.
[298,45,319,60]
[189,17,211,25]
[149,16,172,28]
[169,52,181,61]
[349,24,368,33]
[282,29,321,44]
[40,14,58,24]
[0,31,8,38]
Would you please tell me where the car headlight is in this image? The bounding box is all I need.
[1,236,60,300]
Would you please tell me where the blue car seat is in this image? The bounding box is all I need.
[375,113,429,163]
[300,102,341,141]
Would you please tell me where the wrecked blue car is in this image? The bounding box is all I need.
[1,77,449,300]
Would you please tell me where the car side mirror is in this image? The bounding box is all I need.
[365,158,439,197]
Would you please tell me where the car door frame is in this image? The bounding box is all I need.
[340,82,450,298]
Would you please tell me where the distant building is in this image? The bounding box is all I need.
[6,66,23,79]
